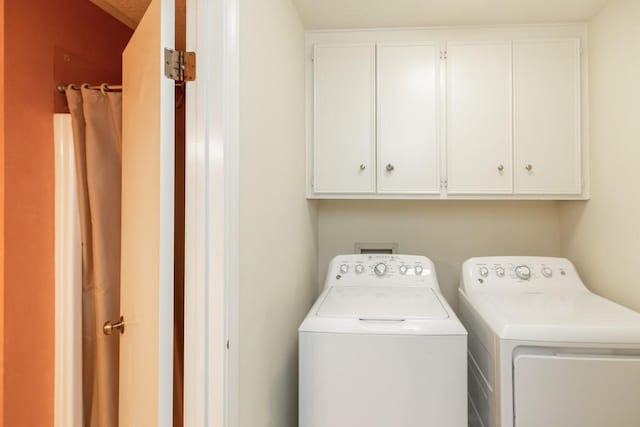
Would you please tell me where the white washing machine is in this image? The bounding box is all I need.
[459,256,640,427]
[299,254,467,427]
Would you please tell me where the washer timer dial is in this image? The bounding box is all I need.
[374,262,388,276]
[515,265,532,280]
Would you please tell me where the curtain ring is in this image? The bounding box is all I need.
[100,83,109,96]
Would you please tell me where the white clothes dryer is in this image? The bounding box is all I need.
[459,256,640,427]
[299,254,467,427]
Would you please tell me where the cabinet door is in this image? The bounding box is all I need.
[377,43,440,193]
[514,39,581,194]
[313,44,376,193]
[446,41,513,194]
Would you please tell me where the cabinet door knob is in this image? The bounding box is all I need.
[360,164,366,171]
[386,164,395,172]
[497,164,504,172]
[525,164,533,172]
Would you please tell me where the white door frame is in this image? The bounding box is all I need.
[54,0,240,424]
[184,0,239,426]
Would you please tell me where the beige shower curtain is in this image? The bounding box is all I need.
[66,86,122,427]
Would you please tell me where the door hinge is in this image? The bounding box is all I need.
[440,50,448,60]
[164,48,196,82]
[440,178,448,190]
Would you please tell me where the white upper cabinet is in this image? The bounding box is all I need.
[514,39,582,194]
[377,43,441,194]
[446,41,513,194]
[307,25,588,199]
[313,44,376,193]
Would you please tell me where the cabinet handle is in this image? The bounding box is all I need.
[525,164,533,172]
[386,164,395,172]
[360,164,366,171]
[497,164,504,172]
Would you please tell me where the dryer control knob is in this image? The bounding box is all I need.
[515,265,531,280]
[414,265,424,275]
[355,264,365,274]
[496,267,505,277]
[399,265,408,275]
[374,263,387,276]
[479,267,489,277]
[541,267,553,278]
[339,264,349,274]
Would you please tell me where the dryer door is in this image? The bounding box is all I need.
[513,352,640,427]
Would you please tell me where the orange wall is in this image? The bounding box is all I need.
[2,1,131,425]
[0,0,4,423]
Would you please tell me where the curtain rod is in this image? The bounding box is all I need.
[56,83,122,94]
[57,81,185,94]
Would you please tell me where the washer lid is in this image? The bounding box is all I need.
[317,286,449,320]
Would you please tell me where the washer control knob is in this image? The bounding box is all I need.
[374,263,387,276]
[541,267,553,278]
[399,265,408,275]
[496,266,505,277]
[414,265,424,275]
[339,264,349,274]
[479,267,489,277]
[355,264,364,274]
[515,265,531,280]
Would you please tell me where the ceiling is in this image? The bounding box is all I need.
[90,0,186,47]
[293,0,610,30]
[91,0,610,33]
[90,0,147,28]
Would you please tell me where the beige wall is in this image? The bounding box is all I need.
[238,0,318,426]
[319,201,562,308]
[559,0,640,312]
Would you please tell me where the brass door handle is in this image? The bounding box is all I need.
[103,316,125,336]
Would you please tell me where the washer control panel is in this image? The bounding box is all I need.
[461,256,585,293]
[326,254,438,288]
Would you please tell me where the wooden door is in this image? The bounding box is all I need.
[118,0,175,424]
[377,43,441,194]
[514,39,581,194]
[313,44,376,193]
[446,41,513,194]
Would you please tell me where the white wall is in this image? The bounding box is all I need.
[559,0,640,312]
[319,201,562,308]
[238,0,317,426]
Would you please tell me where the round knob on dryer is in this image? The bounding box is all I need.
[399,265,408,275]
[374,262,388,276]
[541,267,553,278]
[479,267,489,277]
[496,266,505,277]
[355,264,365,274]
[339,264,349,274]
[515,265,531,280]
[414,265,424,275]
